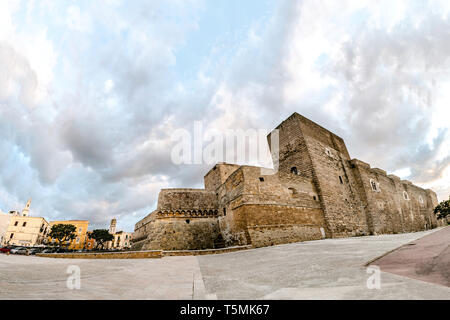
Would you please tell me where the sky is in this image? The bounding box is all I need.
[0,0,449,232]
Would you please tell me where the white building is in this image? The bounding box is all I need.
[106,218,132,250]
[0,210,12,245]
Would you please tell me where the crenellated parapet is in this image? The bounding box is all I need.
[157,209,219,218]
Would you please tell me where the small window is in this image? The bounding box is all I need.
[259,177,265,182]
[10,233,14,239]
[403,191,410,200]
[14,221,18,226]
[370,179,380,192]
[22,222,27,227]
[419,196,424,204]
[291,167,298,175]
[185,219,190,224]
[339,176,343,184]
[79,228,82,233]
[325,148,332,157]
[288,187,298,196]
[76,238,80,243]
[223,208,226,216]
[313,196,317,201]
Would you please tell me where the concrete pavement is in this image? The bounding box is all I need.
[0,227,449,299]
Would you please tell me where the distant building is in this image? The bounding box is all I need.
[109,231,132,250]
[49,220,89,250]
[5,216,50,247]
[109,218,117,234]
[106,218,132,250]
[21,199,31,217]
[85,231,96,250]
[3,199,50,247]
[0,210,12,245]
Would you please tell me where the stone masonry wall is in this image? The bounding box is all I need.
[157,189,218,211]
[350,159,438,234]
[216,165,326,247]
[138,215,220,251]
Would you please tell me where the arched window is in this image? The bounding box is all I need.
[291,167,298,175]
[325,148,332,157]
[403,191,410,200]
[288,187,298,196]
[419,196,424,204]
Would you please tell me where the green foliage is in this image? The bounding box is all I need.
[90,229,114,249]
[434,199,450,220]
[48,224,77,247]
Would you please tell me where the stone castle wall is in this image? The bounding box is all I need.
[132,112,439,251]
[351,159,438,234]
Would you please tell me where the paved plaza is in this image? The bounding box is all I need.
[0,227,449,300]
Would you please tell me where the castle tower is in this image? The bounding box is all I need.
[267,113,368,237]
[109,218,117,234]
[21,199,31,217]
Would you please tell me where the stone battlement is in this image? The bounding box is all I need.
[158,209,219,218]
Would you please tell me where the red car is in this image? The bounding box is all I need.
[0,247,11,254]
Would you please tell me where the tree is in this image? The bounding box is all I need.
[48,224,77,248]
[90,229,114,250]
[434,199,450,220]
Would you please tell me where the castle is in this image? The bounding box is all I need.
[132,113,439,251]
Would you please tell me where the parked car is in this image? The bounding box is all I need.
[10,247,23,254]
[16,247,30,255]
[0,247,11,254]
[27,248,41,255]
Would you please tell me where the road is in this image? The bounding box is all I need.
[369,226,449,287]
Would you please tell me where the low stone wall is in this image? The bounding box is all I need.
[37,250,163,259]
[163,245,252,256]
[36,246,252,259]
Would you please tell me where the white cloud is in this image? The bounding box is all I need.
[0,0,449,233]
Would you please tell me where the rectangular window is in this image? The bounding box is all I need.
[14,221,18,226]
[22,222,27,227]
[10,233,14,239]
